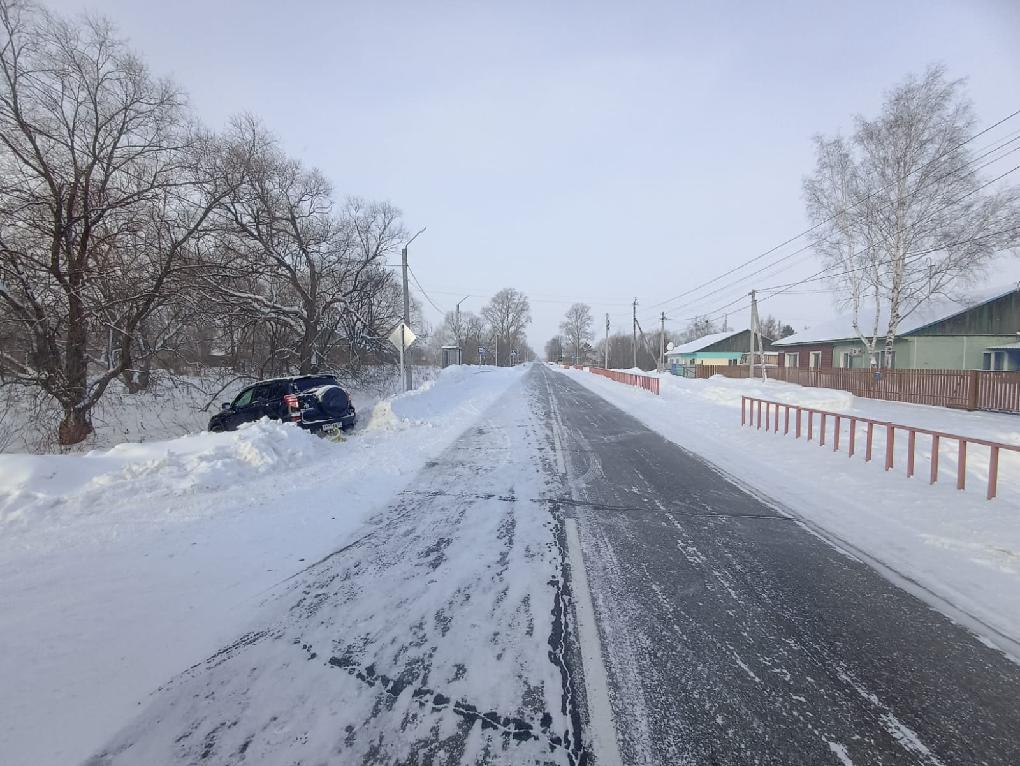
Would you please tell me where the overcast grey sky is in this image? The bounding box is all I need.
[48,0,1020,350]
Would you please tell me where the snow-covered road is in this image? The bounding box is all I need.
[83,371,590,765]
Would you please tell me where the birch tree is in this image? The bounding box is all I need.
[804,65,1019,366]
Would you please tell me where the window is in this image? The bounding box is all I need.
[232,387,255,408]
[840,352,853,368]
[251,384,272,403]
[728,358,738,366]
[785,352,799,368]
[984,351,1005,371]
[809,351,822,368]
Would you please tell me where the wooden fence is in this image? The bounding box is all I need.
[561,364,660,394]
[693,365,1020,414]
[588,367,660,394]
[740,395,1019,500]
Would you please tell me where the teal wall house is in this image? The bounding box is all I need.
[665,329,775,374]
[775,287,1020,370]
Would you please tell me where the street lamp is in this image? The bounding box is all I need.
[400,227,426,391]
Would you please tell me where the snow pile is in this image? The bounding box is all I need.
[557,367,1020,657]
[691,374,857,411]
[0,363,524,766]
[0,420,323,529]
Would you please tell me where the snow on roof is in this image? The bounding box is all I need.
[986,341,1020,350]
[665,328,748,356]
[773,285,1019,347]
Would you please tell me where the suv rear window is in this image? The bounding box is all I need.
[292,376,338,391]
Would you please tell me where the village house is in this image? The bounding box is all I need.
[665,329,776,374]
[773,285,1020,371]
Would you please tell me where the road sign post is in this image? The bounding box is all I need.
[388,322,418,391]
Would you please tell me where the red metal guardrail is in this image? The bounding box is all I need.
[740,395,1019,500]
[588,367,661,395]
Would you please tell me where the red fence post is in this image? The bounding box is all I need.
[738,396,1017,501]
[907,430,916,478]
[885,425,895,471]
[988,445,999,500]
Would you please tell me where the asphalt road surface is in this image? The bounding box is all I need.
[87,364,1020,765]
[534,363,1020,765]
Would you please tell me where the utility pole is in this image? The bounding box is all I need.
[749,289,767,381]
[604,313,610,369]
[400,227,426,391]
[455,295,469,361]
[659,312,666,373]
[632,297,638,370]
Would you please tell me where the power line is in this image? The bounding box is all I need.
[642,138,1020,325]
[661,164,1020,330]
[407,264,448,315]
[646,108,1020,312]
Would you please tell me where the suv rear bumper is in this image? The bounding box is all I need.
[298,409,357,434]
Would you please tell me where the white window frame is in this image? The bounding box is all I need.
[809,351,822,368]
[785,352,799,368]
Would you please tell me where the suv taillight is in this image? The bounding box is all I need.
[283,393,300,421]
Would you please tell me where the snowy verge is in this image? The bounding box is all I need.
[0,364,521,766]
[555,368,1020,658]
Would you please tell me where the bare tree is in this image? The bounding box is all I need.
[481,288,531,366]
[804,65,1020,365]
[560,303,593,364]
[462,312,486,364]
[0,1,229,444]
[544,335,564,362]
[758,315,794,340]
[208,118,405,376]
[677,316,721,343]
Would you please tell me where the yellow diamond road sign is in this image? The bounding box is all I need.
[388,322,417,350]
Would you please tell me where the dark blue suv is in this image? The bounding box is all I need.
[208,375,357,436]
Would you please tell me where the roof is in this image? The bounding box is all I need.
[774,285,1019,347]
[986,341,1020,350]
[665,328,749,356]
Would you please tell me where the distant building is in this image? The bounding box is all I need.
[774,285,1020,370]
[665,329,774,374]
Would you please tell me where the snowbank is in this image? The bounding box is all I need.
[0,364,521,766]
[556,367,1020,658]
[0,365,440,454]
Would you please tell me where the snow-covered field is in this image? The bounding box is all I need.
[0,364,520,766]
[557,367,1020,658]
